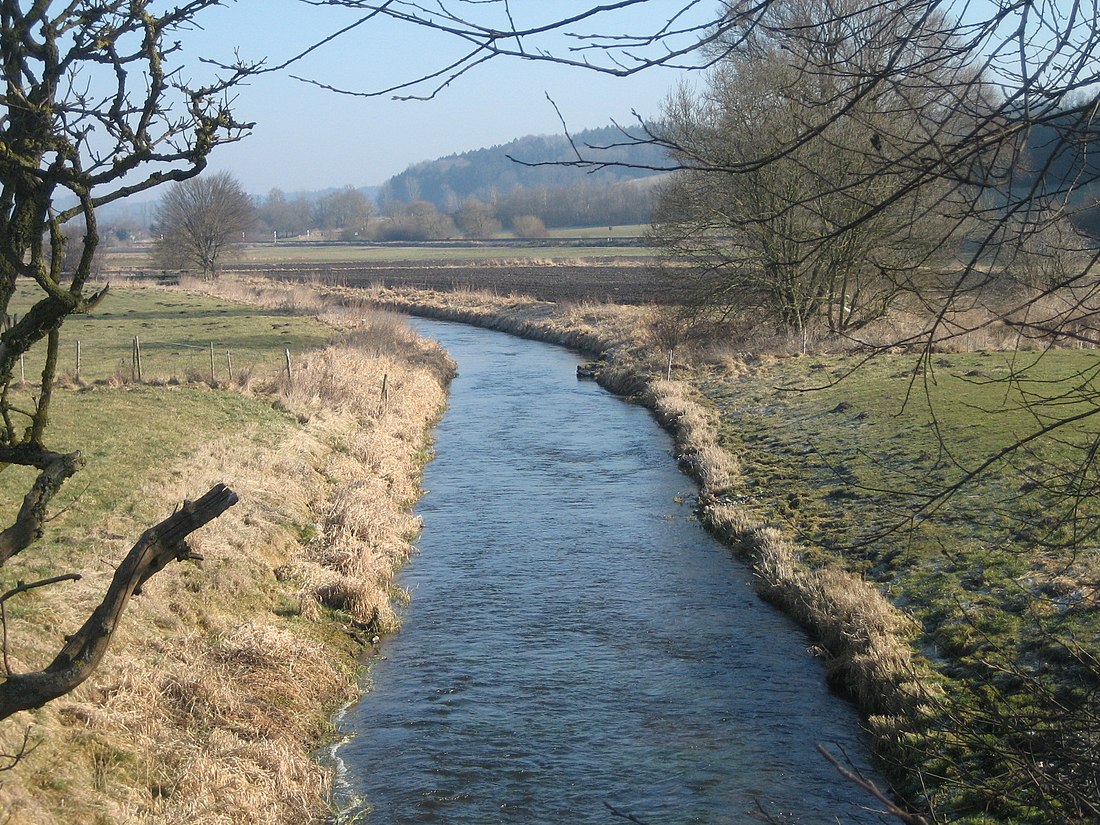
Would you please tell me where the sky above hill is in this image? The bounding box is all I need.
[183,2,706,195]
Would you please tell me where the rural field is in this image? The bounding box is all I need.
[36,240,1100,823]
[0,281,451,823]
[100,232,668,305]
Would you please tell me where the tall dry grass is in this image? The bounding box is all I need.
[0,281,450,823]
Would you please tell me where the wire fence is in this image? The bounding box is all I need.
[6,327,295,389]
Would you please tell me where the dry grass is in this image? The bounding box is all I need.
[0,281,449,823]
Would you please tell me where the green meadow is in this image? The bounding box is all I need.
[698,347,1100,820]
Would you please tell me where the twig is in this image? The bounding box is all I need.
[0,574,82,676]
[0,574,83,607]
[817,743,929,825]
[0,725,38,771]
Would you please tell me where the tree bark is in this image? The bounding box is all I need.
[0,484,237,721]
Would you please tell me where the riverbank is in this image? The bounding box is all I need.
[323,284,932,812]
[0,282,451,823]
[309,272,1100,825]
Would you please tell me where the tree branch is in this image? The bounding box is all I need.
[0,484,238,721]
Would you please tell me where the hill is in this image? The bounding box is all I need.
[378,125,669,209]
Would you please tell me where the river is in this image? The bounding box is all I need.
[332,318,888,824]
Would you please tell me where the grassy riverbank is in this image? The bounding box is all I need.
[346,282,1096,824]
[0,282,451,823]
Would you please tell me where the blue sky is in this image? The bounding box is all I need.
[182,2,704,195]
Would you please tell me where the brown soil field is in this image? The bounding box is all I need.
[224,259,672,304]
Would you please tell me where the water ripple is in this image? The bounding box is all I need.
[334,320,890,825]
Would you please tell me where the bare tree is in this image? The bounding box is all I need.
[257,188,315,239]
[154,172,256,279]
[454,197,502,239]
[313,185,374,238]
[376,199,457,241]
[648,0,977,342]
[0,1,252,721]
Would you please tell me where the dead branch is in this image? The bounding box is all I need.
[0,484,238,722]
[817,743,929,825]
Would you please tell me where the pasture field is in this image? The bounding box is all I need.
[0,282,449,823]
[100,232,664,304]
[8,285,332,382]
[100,225,655,272]
[0,284,333,533]
[696,348,1100,820]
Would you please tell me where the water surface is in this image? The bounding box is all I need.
[335,319,887,823]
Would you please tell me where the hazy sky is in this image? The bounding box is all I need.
[183,2,706,195]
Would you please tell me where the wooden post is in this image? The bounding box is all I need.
[378,373,389,415]
[209,341,215,384]
[226,350,233,382]
[284,348,292,387]
[75,340,81,379]
[132,336,143,382]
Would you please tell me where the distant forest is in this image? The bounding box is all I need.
[95,117,1098,243]
[366,117,1100,238]
[1012,110,1100,237]
[369,125,670,234]
[381,126,668,205]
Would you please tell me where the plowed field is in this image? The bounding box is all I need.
[232,259,671,304]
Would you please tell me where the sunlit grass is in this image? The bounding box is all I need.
[9,284,332,384]
[99,229,655,270]
[699,349,1100,570]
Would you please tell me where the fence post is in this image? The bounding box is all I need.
[378,373,389,415]
[75,340,81,379]
[209,341,215,384]
[132,336,143,382]
[226,350,233,382]
[284,347,293,387]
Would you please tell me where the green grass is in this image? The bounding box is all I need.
[697,348,1100,821]
[9,285,332,384]
[0,387,297,542]
[0,285,333,570]
[100,228,654,269]
[702,349,1100,565]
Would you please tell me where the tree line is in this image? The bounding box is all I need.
[253,176,656,241]
[149,173,658,276]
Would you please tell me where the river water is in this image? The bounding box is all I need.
[333,319,888,824]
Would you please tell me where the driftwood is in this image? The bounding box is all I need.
[0,483,238,721]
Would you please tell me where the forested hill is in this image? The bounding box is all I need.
[379,125,669,208]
